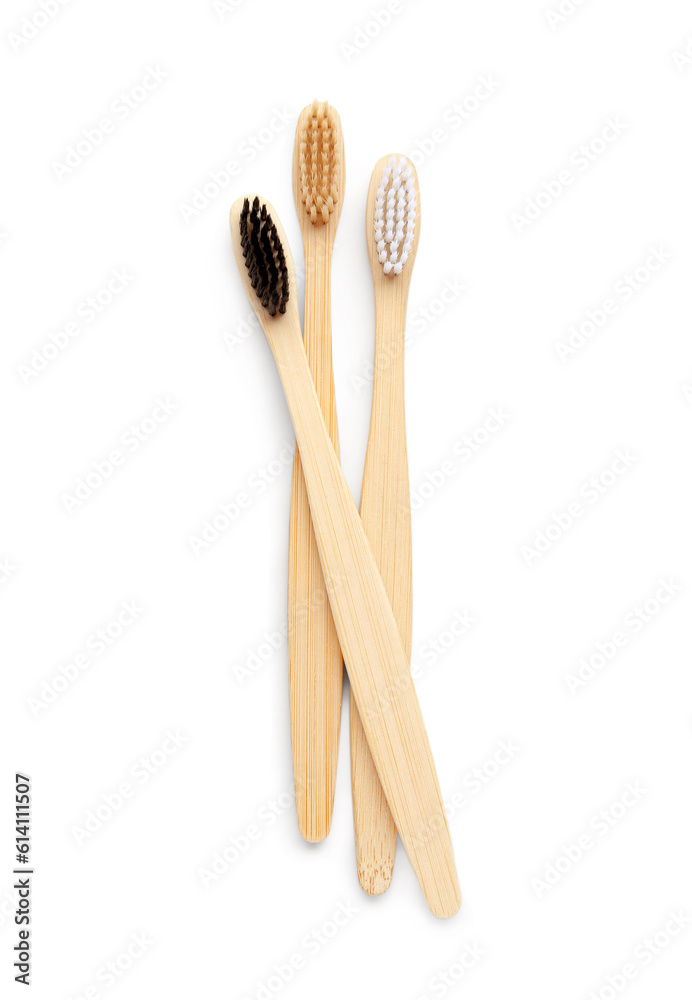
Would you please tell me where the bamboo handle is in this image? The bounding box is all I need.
[351,154,420,895]
[268,320,459,919]
[230,194,458,917]
[351,303,410,893]
[288,224,342,842]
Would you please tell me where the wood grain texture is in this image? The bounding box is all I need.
[288,103,345,842]
[350,155,420,894]
[230,196,460,918]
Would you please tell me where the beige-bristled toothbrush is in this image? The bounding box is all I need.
[288,101,344,843]
[229,195,460,918]
[351,154,419,895]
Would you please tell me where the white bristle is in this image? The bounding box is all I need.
[373,155,416,277]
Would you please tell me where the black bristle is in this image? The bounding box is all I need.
[261,226,279,295]
[238,196,290,317]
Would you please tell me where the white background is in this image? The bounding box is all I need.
[2,0,692,997]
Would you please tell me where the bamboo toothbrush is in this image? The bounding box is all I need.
[351,154,419,895]
[288,101,344,843]
[230,195,460,918]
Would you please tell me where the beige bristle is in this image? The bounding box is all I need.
[299,100,340,225]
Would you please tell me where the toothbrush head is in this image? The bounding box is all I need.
[239,196,290,316]
[373,154,417,276]
[297,100,342,225]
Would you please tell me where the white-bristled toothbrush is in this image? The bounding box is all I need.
[350,154,419,895]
